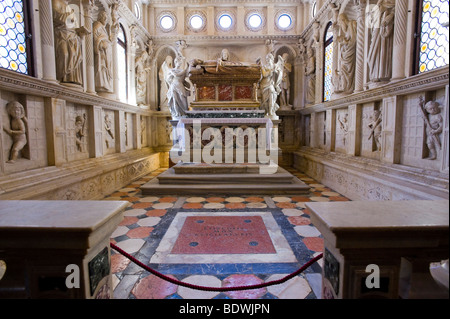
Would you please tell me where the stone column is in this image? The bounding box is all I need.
[354,0,367,92]
[313,22,321,104]
[391,0,408,80]
[39,0,57,82]
[82,0,96,94]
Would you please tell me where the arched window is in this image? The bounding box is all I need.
[323,22,333,102]
[414,0,449,74]
[0,0,34,76]
[117,24,128,103]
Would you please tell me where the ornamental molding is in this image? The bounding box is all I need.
[0,69,153,115]
[299,67,450,114]
[151,33,300,45]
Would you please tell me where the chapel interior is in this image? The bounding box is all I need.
[0,0,448,300]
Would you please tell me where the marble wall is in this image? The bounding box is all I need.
[290,0,449,201]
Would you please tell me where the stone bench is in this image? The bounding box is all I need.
[0,200,128,299]
[306,200,449,299]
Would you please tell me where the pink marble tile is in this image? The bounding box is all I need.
[131,274,178,299]
[127,226,154,239]
[171,216,276,255]
[223,275,266,299]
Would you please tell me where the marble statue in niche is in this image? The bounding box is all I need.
[259,53,285,119]
[159,55,174,111]
[52,0,87,85]
[337,112,349,146]
[279,53,292,108]
[75,113,86,152]
[367,109,382,152]
[104,113,114,148]
[93,11,114,93]
[166,56,190,119]
[135,49,151,106]
[305,46,316,105]
[333,13,357,94]
[419,97,443,160]
[367,0,395,83]
[3,101,28,163]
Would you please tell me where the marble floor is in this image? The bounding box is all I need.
[106,166,350,299]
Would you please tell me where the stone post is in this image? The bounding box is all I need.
[391,0,408,80]
[82,0,96,94]
[40,0,57,82]
[354,0,367,92]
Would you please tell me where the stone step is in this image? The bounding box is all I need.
[140,165,310,195]
[173,163,264,174]
[158,167,295,185]
[140,178,310,196]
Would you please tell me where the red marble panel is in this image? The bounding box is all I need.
[218,85,233,101]
[171,216,276,254]
[198,86,216,100]
[235,86,253,100]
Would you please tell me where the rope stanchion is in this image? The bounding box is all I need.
[110,242,323,292]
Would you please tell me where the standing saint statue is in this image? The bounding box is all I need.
[259,53,284,119]
[52,0,86,85]
[334,13,357,94]
[305,46,316,104]
[159,55,174,111]
[3,101,28,163]
[166,56,190,119]
[93,11,114,92]
[279,53,292,108]
[135,49,151,106]
[367,0,395,83]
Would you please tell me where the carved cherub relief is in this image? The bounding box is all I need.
[368,109,382,152]
[3,101,28,163]
[75,113,86,152]
[338,113,349,146]
[104,113,114,148]
[419,97,443,160]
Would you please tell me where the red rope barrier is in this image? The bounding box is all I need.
[110,242,323,292]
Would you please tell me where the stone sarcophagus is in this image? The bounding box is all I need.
[188,54,261,109]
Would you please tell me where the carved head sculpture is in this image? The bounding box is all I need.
[165,55,174,67]
[424,101,441,115]
[220,49,230,61]
[98,11,108,25]
[6,101,25,119]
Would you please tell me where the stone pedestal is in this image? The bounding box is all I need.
[306,200,449,299]
[0,200,128,299]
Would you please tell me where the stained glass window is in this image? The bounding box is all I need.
[0,0,29,75]
[323,23,333,102]
[418,0,449,73]
[117,24,128,103]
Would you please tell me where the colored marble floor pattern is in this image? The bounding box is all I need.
[105,167,350,299]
